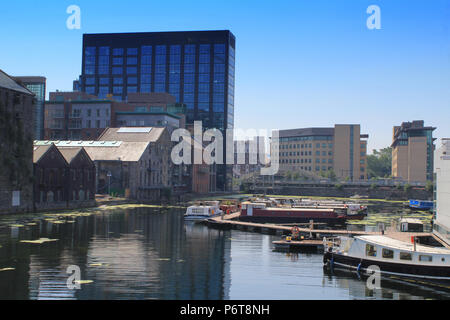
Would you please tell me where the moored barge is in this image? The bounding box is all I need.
[239,201,347,224]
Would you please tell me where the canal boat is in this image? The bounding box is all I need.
[184,201,223,221]
[239,201,347,224]
[323,235,450,288]
[408,200,434,211]
[286,198,368,220]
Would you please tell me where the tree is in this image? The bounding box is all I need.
[367,147,392,179]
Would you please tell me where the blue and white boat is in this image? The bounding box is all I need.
[408,200,434,211]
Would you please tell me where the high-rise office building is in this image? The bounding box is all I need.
[391,120,436,183]
[79,30,236,190]
[14,76,46,140]
[278,125,368,181]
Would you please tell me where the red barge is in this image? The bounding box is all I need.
[239,201,347,225]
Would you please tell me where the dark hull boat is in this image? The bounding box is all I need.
[240,202,347,225]
[323,235,450,290]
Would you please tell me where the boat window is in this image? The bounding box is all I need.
[365,244,377,257]
[382,248,394,259]
[400,252,412,261]
[419,255,432,262]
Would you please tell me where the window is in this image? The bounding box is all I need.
[113,77,123,85]
[419,255,432,262]
[127,57,138,65]
[127,77,137,85]
[365,244,377,257]
[126,67,137,74]
[127,48,138,55]
[112,67,123,75]
[113,48,124,56]
[382,248,394,259]
[113,57,123,65]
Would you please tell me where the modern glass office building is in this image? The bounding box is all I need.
[79,30,236,190]
[14,76,46,140]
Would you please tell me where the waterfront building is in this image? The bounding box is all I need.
[98,127,172,199]
[78,30,236,191]
[277,125,368,181]
[33,144,96,210]
[0,70,34,213]
[391,120,436,184]
[44,91,115,140]
[434,138,450,245]
[14,76,46,140]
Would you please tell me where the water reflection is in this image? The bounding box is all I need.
[0,204,447,300]
[0,207,231,300]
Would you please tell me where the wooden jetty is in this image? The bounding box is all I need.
[272,239,324,251]
[205,211,380,237]
[205,211,443,250]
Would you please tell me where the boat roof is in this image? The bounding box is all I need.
[266,207,334,212]
[399,218,424,224]
[356,235,450,254]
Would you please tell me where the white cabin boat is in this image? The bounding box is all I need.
[323,235,450,287]
[184,201,223,221]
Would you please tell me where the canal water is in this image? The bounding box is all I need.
[0,204,448,300]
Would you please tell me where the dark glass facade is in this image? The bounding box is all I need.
[80,31,236,190]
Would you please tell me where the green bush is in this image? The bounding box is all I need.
[335,183,343,191]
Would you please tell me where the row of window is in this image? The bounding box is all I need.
[280,136,333,142]
[281,143,333,149]
[365,244,437,262]
[280,151,333,157]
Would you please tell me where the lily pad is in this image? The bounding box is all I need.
[20,238,59,244]
[10,224,25,228]
[74,280,94,285]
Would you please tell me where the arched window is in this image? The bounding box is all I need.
[79,190,85,201]
[47,191,54,203]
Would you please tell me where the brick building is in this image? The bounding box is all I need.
[0,70,34,214]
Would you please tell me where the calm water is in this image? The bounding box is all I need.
[0,204,448,300]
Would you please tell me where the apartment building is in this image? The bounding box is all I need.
[277,125,368,181]
[391,120,436,183]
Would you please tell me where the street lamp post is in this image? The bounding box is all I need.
[107,171,112,195]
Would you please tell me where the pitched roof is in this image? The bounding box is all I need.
[33,145,52,163]
[82,142,149,162]
[98,127,166,142]
[0,70,34,95]
[58,147,83,164]
[34,140,152,162]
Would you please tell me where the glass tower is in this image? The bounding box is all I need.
[14,77,46,140]
[80,31,236,190]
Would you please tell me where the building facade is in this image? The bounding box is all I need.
[277,125,368,181]
[44,92,113,140]
[391,120,436,183]
[33,144,96,210]
[0,70,34,214]
[14,76,46,140]
[79,30,236,190]
[433,139,450,245]
[98,127,172,200]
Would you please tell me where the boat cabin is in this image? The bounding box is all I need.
[399,218,424,232]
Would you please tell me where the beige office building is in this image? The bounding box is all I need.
[277,124,368,181]
[391,121,435,183]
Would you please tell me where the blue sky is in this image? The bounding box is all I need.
[1,0,449,152]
